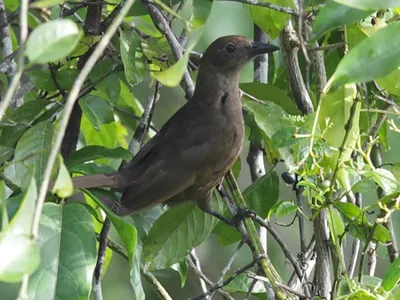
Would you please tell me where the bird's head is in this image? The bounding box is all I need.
[200,35,279,73]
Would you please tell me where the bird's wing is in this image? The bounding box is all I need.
[115,102,218,213]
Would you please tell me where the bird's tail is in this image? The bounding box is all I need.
[72,172,124,189]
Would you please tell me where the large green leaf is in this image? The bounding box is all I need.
[243,170,279,218]
[312,1,371,40]
[120,30,147,87]
[333,0,400,10]
[143,201,220,269]
[334,22,400,86]
[382,255,400,292]
[27,203,97,300]
[240,82,299,115]
[0,177,39,282]
[248,0,293,38]
[65,145,133,169]
[4,121,54,187]
[26,20,81,64]
[79,95,115,131]
[28,69,78,91]
[347,24,400,96]
[243,100,294,169]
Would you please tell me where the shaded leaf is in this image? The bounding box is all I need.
[26,20,81,64]
[79,95,114,130]
[191,0,212,28]
[243,170,279,218]
[64,145,133,169]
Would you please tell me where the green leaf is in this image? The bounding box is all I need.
[363,168,398,194]
[268,200,297,220]
[79,95,115,130]
[143,201,220,270]
[28,69,78,91]
[151,42,196,87]
[27,203,97,299]
[333,0,400,10]
[6,99,51,124]
[248,0,293,38]
[327,207,345,246]
[81,189,137,263]
[240,82,300,115]
[120,30,147,86]
[373,224,391,243]
[243,100,295,169]
[270,127,298,148]
[0,146,13,165]
[191,0,212,28]
[26,19,81,64]
[0,177,39,282]
[64,145,133,169]
[319,84,360,168]
[4,121,54,187]
[312,1,372,40]
[334,22,400,86]
[51,156,73,198]
[172,260,188,288]
[382,254,400,292]
[95,72,121,104]
[243,170,279,218]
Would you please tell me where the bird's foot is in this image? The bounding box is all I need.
[232,207,257,223]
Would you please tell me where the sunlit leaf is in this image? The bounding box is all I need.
[26,20,81,64]
[333,22,400,86]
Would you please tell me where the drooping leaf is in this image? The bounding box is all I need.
[333,22,400,86]
[327,207,345,246]
[64,145,133,169]
[191,0,212,29]
[26,19,81,64]
[51,156,73,199]
[27,203,97,299]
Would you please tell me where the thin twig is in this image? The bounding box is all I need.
[191,255,263,300]
[218,0,298,16]
[190,249,209,299]
[141,0,194,99]
[186,254,235,300]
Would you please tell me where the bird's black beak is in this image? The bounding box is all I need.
[250,42,280,56]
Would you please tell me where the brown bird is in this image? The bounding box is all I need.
[71,35,279,218]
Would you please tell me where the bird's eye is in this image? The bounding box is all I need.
[225,44,236,53]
